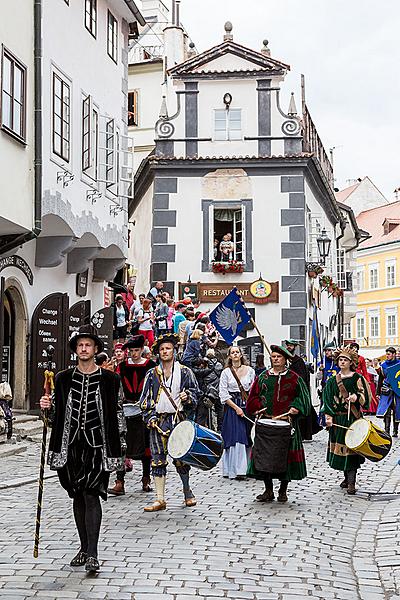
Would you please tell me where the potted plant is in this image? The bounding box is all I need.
[212,260,245,275]
[306,262,324,279]
[319,274,333,289]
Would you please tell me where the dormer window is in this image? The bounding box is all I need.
[383,219,400,235]
[214,108,241,141]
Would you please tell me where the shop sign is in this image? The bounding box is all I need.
[1,346,10,383]
[178,282,199,300]
[198,280,279,304]
[76,270,89,297]
[30,293,69,411]
[91,307,113,355]
[67,300,91,368]
[0,255,33,285]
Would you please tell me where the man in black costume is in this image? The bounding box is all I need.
[40,325,126,573]
[284,339,321,440]
[108,334,156,495]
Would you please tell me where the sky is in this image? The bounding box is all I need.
[176,0,400,200]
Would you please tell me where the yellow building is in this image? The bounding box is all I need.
[349,200,400,356]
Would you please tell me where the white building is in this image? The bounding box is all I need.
[0,0,144,411]
[129,21,363,363]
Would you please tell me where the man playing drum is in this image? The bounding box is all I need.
[322,346,371,495]
[246,345,311,503]
[140,333,200,512]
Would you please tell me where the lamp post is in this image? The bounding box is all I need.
[317,228,331,265]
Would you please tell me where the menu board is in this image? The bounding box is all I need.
[238,336,264,368]
[30,293,69,411]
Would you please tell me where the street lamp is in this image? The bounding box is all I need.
[317,228,331,265]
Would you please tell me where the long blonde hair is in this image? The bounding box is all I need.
[190,328,203,341]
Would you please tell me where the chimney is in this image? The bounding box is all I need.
[163,0,185,66]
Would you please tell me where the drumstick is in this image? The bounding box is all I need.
[348,399,351,420]
[331,423,351,430]
[273,412,290,421]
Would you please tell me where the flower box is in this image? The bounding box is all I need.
[212,261,244,274]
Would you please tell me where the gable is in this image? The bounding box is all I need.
[192,53,267,73]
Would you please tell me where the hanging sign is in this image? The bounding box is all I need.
[67,300,91,368]
[91,307,113,356]
[0,255,33,285]
[198,280,279,304]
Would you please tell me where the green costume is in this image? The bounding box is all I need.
[322,372,371,472]
[246,369,312,481]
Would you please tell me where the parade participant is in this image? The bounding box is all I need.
[113,295,130,342]
[320,343,339,388]
[365,358,378,414]
[246,345,311,503]
[108,335,156,496]
[112,343,126,371]
[284,339,321,441]
[376,346,400,436]
[219,346,255,480]
[39,325,126,573]
[140,333,199,511]
[349,342,369,379]
[322,346,371,495]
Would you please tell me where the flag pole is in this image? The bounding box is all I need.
[250,317,271,356]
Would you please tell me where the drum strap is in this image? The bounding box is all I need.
[335,374,361,419]
[154,368,180,412]
[229,367,249,403]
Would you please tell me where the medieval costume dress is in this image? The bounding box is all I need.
[47,325,126,571]
[108,335,156,495]
[246,361,311,501]
[322,356,371,493]
[376,356,400,436]
[219,366,256,479]
[140,333,200,510]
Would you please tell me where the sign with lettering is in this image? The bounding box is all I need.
[1,346,10,383]
[178,282,199,301]
[67,300,91,369]
[30,293,69,411]
[0,255,33,285]
[91,307,113,356]
[238,336,264,369]
[76,270,89,297]
[198,281,279,304]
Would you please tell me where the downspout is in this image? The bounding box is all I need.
[0,0,42,257]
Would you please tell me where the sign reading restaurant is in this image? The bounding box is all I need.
[198,280,279,304]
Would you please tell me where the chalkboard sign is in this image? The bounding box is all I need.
[67,300,91,368]
[238,336,264,369]
[91,307,113,356]
[30,293,69,411]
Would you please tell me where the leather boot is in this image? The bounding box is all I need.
[347,469,356,495]
[257,478,274,502]
[277,481,288,503]
[107,479,125,496]
[340,472,348,488]
[141,475,152,492]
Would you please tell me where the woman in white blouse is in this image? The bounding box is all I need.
[219,346,256,479]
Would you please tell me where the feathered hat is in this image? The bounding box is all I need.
[333,345,359,368]
[151,333,180,355]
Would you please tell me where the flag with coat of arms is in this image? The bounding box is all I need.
[209,288,251,345]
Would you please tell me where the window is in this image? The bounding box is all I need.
[343,323,351,340]
[212,207,244,263]
[105,119,117,189]
[52,72,70,161]
[386,260,396,287]
[369,313,379,338]
[82,95,98,179]
[85,0,97,37]
[337,249,346,289]
[354,267,364,292]
[107,11,118,63]
[369,264,379,289]
[128,91,138,126]
[214,109,241,141]
[386,309,397,338]
[356,314,365,340]
[1,47,26,141]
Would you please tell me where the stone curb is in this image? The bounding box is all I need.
[0,472,58,490]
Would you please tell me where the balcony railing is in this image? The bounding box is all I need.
[302,104,334,189]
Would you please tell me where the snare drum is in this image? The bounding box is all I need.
[345,418,392,462]
[252,419,292,474]
[167,421,224,471]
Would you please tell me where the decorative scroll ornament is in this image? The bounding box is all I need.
[155,119,175,139]
[281,119,301,136]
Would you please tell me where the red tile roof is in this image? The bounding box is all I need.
[335,182,360,203]
[357,200,400,249]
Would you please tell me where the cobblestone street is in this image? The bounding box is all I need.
[1,426,400,599]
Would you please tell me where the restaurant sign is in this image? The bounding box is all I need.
[198,280,279,304]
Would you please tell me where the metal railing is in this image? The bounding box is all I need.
[302,104,334,189]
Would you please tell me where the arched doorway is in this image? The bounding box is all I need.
[2,282,28,411]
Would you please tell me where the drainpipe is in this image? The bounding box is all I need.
[0,0,42,257]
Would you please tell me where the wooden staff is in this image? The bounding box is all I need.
[249,318,271,356]
[33,347,55,559]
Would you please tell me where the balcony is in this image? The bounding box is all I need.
[302,104,334,190]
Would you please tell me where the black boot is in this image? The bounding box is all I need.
[277,480,288,503]
[257,478,274,502]
[340,472,348,488]
[347,470,357,495]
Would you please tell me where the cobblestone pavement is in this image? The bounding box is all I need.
[1,424,400,600]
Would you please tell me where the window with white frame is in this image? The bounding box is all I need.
[354,267,364,292]
[107,11,118,63]
[343,323,351,340]
[82,95,98,179]
[369,312,379,338]
[85,0,97,37]
[386,260,396,287]
[214,109,241,141]
[386,308,397,337]
[337,248,346,289]
[1,47,26,141]
[356,313,365,340]
[369,263,379,289]
[52,71,70,162]
[212,207,244,262]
